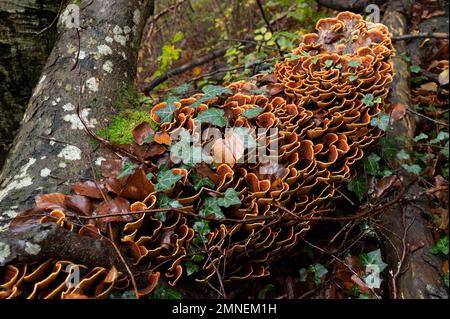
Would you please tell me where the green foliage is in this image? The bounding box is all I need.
[324,59,333,68]
[348,75,358,81]
[396,149,410,160]
[151,284,182,299]
[430,235,449,255]
[199,188,241,220]
[347,177,367,202]
[299,263,328,285]
[359,249,387,289]
[109,290,137,299]
[363,153,381,176]
[117,161,138,179]
[185,261,200,276]
[97,110,157,145]
[196,108,228,127]
[257,284,276,299]
[241,107,264,119]
[410,64,422,73]
[191,173,215,190]
[191,85,232,108]
[370,113,390,131]
[155,170,183,192]
[361,93,381,106]
[348,60,361,68]
[401,163,422,175]
[444,272,449,287]
[152,32,184,85]
[155,96,178,123]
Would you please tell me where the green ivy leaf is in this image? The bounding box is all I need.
[200,197,224,219]
[348,75,358,81]
[311,263,328,286]
[158,193,182,209]
[117,161,138,179]
[414,133,428,142]
[155,96,178,123]
[193,220,211,237]
[191,173,215,190]
[146,172,154,180]
[371,113,391,131]
[241,107,264,119]
[324,59,333,68]
[202,84,232,97]
[362,93,374,106]
[185,261,199,276]
[335,63,342,69]
[151,284,182,299]
[430,132,449,144]
[363,153,381,175]
[401,163,422,175]
[196,108,228,127]
[359,249,387,272]
[155,170,183,192]
[257,284,276,299]
[217,188,241,208]
[444,272,449,287]
[441,141,449,159]
[299,268,308,282]
[172,83,192,95]
[347,178,367,202]
[396,149,410,160]
[410,65,421,73]
[430,235,449,255]
[348,60,361,67]
[311,57,319,65]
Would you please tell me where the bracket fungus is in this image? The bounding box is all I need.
[1,12,393,298]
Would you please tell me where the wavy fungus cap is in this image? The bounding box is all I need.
[1,12,393,298]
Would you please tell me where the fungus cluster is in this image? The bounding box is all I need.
[1,12,393,298]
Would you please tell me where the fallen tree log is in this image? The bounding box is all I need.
[0,0,154,229]
[378,2,448,299]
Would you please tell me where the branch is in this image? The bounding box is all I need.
[315,0,384,12]
[393,32,449,41]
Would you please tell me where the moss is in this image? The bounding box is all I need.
[115,83,142,112]
[97,110,157,145]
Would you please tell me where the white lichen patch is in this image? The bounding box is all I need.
[78,50,87,60]
[63,108,97,130]
[40,156,47,160]
[59,162,67,168]
[85,77,99,92]
[58,145,82,161]
[24,242,41,255]
[103,60,114,73]
[113,25,123,35]
[133,9,141,26]
[3,210,17,219]
[97,44,112,56]
[0,156,37,209]
[0,242,11,265]
[95,157,106,166]
[114,34,128,46]
[105,36,113,43]
[62,103,75,111]
[121,52,127,60]
[40,168,51,177]
[124,26,132,34]
[49,140,56,146]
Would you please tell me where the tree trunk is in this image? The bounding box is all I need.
[379,2,448,299]
[0,0,154,230]
[0,0,62,168]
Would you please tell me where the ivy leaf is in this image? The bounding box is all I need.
[349,75,358,81]
[311,263,328,286]
[401,163,422,175]
[335,63,342,69]
[202,84,232,98]
[410,65,421,73]
[155,96,178,123]
[146,172,154,180]
[371,113,391,131]
[363,153,380,175]
[200,197,224,219]
[155,170,183,192]
[193,220,211,237]
[311,57,319,65]
[414,133,428,142]
[430,235,449,255]
[216,188,241,208]
[172,83,192,95]
[430,132,449,144]
[324,59,333,68]
[347,178,367,202]
[444,273,449,287]
[196,108,228,127]
[191,173,215,190]
[241,107,264,119]
[396,149,410,160]
[117,161,138,179]
[441,141,449,158]
[151,284,182,299]
[158,193,182,209]
[348,60,361,67]
[185,261,199,276]
[299,268,309,282]
[359,249,387,272]
[362,93,374,106]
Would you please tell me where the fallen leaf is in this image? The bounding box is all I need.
[95,197,132,224]
[438,68,449,86]
[419,82,438,92]
[101,159,123,178]
[390,103,407,121]
[119,168,155,201]
[373,175,400,198]
[154,131,172,145]
[132,122,154,146]
[72,181,105,199]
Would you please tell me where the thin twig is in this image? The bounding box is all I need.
[393,32,449,41]
[255,0,282,54]
[407,107,449,127]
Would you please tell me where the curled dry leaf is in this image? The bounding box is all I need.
[72,180,106,199]
[132,121,155,146]
[101,159,123,178]
[95,197,132,224]
[119,168,155,201]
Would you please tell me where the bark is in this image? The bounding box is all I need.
[315,0,385,12]
[0,222,124,271]
[0,0,154,230]
[379,2,448,299]
[0,0,62,168]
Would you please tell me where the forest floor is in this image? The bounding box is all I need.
[132,0,449,299]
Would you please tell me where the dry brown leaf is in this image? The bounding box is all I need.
[132,121,154,146]
[419,82,438,92]
[72,180,105,199]
[390,103,407,121]
[154,131,172,145]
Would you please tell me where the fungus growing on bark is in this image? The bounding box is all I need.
[1,12,393,298]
